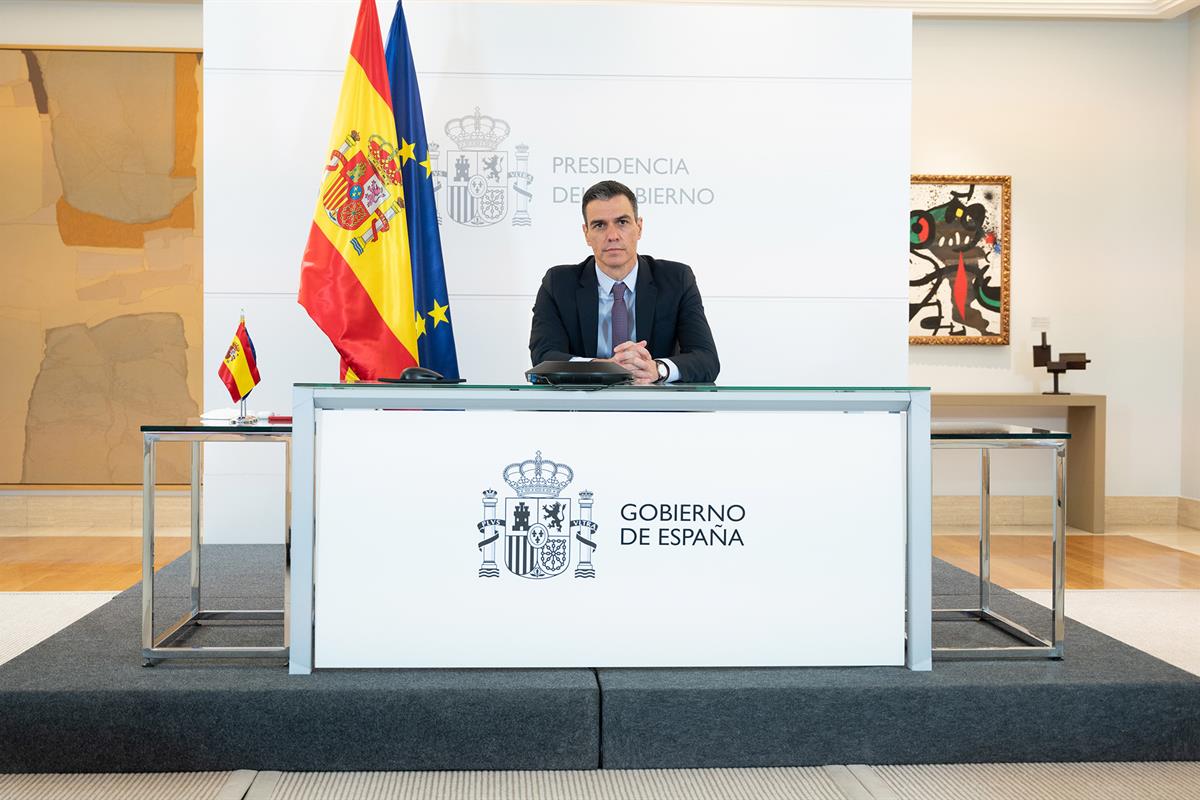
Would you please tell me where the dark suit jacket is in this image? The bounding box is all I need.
[529,255,720,383]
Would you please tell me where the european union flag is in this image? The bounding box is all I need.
[385,0,460,379]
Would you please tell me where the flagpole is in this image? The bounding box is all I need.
[236,395,258,425]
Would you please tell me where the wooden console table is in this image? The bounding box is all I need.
[931,393,1106,533]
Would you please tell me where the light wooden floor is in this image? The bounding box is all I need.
[0,534,191,591]
[1,524,1199,591]
[934,532,1200,589]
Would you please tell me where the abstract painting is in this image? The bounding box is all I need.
[909,175,1010,344]
[0,49,202,483]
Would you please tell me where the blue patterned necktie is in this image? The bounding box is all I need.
[611,281,629,352]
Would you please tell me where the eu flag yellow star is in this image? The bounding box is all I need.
[419,155,432,178]
[429,299,450,328]
[414,314,428,339]
[398,138,417,165]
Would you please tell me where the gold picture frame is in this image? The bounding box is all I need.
[909,174,1011,345]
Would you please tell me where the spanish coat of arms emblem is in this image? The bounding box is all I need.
[434,107,533,227]
[476,452,598,579]
[319,130,405,255]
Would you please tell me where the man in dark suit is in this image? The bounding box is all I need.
[529,180,720,384]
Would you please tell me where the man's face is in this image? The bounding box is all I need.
[583,195,643,276]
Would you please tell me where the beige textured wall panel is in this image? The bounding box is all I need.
[11,82,34,108]
[0,497,28,527]
[1022,495,1054,525]
[145,228,201,274]
[1,222,200,345]
[192,57,202,234]
[56,195,195,249]
[39,116,60,210]
[0,315,42,482]
[22,204,56,226]
[1181,496,1200,529]
[35,51,195,224]
[75,250,144,285]
[0,50,27,84]
[76,260,194,304]
[2,224,78,316]
[0,49,202,485]
[1106,496,1180,525]
[0,106,44,222]
[25,494,132,528]
[23,314,197,483]
[146,495,190,528]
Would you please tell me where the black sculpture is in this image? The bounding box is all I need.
[1033,332,1090,395]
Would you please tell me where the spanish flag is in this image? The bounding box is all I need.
[218,318,260,403]
[298,0,418,381]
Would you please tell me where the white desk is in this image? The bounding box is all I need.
[288,384,931,673]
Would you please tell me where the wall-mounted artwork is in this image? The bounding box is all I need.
[0,49,202,483]
[909,175,1010,345]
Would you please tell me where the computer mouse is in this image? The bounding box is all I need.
[399,366,445,382]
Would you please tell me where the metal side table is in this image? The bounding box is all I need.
[931,423,1068,659]
[141,420,291,664]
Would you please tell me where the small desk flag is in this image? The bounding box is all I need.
[298,0,419,381]
[218,318,260,403]
[385,0,460,379]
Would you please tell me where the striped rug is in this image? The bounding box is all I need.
[872,762,1200,800]
[249,768,848,799]
[1,763,1198,799]
[0,771,252,800]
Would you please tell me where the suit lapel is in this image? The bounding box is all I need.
[577,259,599,358]
[634,256,656,350]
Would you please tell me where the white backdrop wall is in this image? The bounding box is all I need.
[913,18,1190,498]
[202,1,912,542]
[1185,9,1200,502]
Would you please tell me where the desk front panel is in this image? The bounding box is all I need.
[313,408,906,667]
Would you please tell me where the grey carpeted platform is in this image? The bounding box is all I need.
[0,546,598,773]
[0,546,1196,773]
[599,562,1200,768]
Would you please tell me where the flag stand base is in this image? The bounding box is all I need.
[235,399,259,425]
